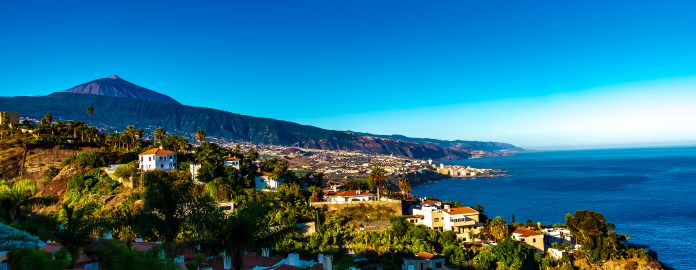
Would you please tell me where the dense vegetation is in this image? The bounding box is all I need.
[0,117,665,269]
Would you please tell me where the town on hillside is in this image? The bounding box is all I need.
[0,113,666,270]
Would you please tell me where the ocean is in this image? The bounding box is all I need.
[413,146,696,269]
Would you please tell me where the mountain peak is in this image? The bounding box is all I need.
[61,75,180,105]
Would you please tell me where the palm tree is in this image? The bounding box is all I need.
[195,129,206,144]
[55,203,97,268]
[397,176,411,199]
[154,127,166,146]
[211,202,292,270]
[0,179,57,223]
[488,216,509,241]
[86,105,94,118]
[124,125,143,150]
[367,166,388,200]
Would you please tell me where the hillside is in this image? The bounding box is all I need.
[0,76,522,160]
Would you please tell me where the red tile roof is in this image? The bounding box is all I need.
[241,252,283,268]
[414,252,443,260]
[403,215,424,219]
[513,228,542,237]
[224,157,240,161]
[132,241,157,252]
[442,206,479,215]
[334,190,374,197]
[422,199,441,205]
[140,148,175,155]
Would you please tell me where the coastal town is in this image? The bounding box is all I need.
[0,113,665,270]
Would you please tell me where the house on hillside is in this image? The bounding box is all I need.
[409,200,484,242]
[139,148,177,171]
[512,228,545,252]
[325,190,377,203]
[402,252,450,270]
[256,172,283,192]
[441,206,483,242]
[223,157,240,169]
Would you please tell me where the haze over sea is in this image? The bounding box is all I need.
[414,146,696,269]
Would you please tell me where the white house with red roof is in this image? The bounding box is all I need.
[139,148,177,171]
[512,228,545,252]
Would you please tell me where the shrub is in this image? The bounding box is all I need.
[74,151,107,168]
[42,166,60,182]
[87,239,178,270]
[9,248,70,270]
[114,162,139,179]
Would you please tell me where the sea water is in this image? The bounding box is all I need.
[413,147,696,269]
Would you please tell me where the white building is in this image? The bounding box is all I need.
[139,148,177,171]
[325,190,377,203]
[402,252,449,270]
[223,157,240,170]
[255,173,283,192]
[407,200,483,242]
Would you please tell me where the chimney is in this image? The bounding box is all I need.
[537,222,542,229]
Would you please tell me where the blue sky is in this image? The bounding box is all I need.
[2,0,696,149]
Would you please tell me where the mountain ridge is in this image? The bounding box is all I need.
[0,76,522,160]
[62,75,181,105]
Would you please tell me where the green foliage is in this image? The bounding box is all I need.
[473,250,496,270]
[65,169,120,206]
[113,162,139,179]
[160,135,192,153]
[566,210,625,263]
[345,179,369,190]
[42,166,60,182]
[442,244,472,267]
[195,142,227,167]
[73,151,110,168]
[9,248,70,270]
[367,166,387,199]
[490,238,540,270]
[488,216,509,241]
[55,203,100,268]
[87,239,179,270]
[0,179,57,223]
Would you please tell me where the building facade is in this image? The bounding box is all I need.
[512,228,545,252]
[139,148,177,171]
[408,201,483,242]
[402,252,449,270]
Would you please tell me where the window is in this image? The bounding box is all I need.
[161,164,164,168]
[434,218,439,222]
[436,262,442,268]
[533,238,536,243]
[148,157,151,161]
